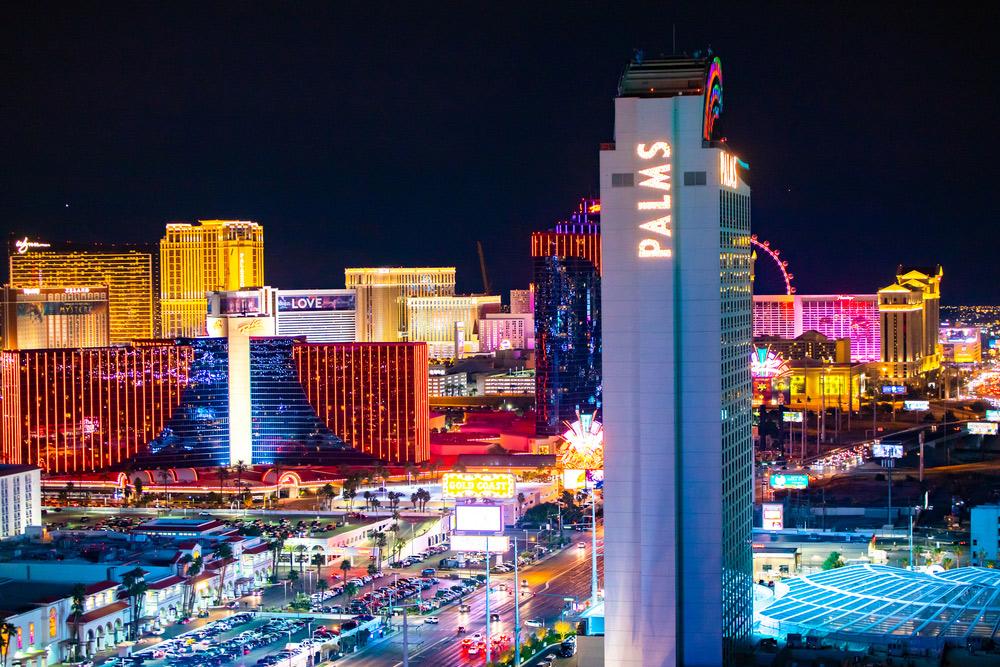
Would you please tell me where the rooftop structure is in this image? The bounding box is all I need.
[758,564,1000,643]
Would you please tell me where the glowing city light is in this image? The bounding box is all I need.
[750,345,790,379]
[559,411,604,471]
[635,141,673,259]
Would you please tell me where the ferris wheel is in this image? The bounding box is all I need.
[750,235,795,295]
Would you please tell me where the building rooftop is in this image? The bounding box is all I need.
[758,564,1000,641]
[0,465,39,476]
[0,579,79,615]
[617,56,714,98]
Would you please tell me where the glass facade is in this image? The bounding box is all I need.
[160,220,265,338]
[532,243,602,435]
[720,189,754,659]
[345,267,456,342]
[148,338,229,467]
[250,338,359,464]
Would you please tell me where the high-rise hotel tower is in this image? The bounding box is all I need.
[600,55,753,665]
[160,220,264,337]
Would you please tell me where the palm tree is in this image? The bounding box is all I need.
[317,580,328,596]
[371,497,382,512]
[320,483,337,510]
[344,581,360,608]
[410,491,419,510]
[216,465,231,495]
[213,542,234,603]
[0,620,17,667]
[417,488,431,511]
[70,582,86,660]
[121,567,148,641]
[362,491,372,511]
[233,460,248,495]
[339,558,352,583]
[133,478,144,501]
[404,462,417,484]
[287,568,299,591]
[295,545,308,576]
[269,534,286,581]
[184,556,204,617]
[344,488,357,512]
[312,552,325,579]
[517,492,526,518]
[373,531,388,570]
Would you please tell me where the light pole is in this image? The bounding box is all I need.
[485,549,492,664]
[512,536,522,667]
[590,490,599,605]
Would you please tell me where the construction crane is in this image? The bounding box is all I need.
[477,240,492,295]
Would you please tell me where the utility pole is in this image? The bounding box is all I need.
[402,606,409,667]
[918,430,925,482]
[885,458,894,528]
[590,491,599,604]
[908,511,914,570]
[513,537,522,667]
[485,552,492,664]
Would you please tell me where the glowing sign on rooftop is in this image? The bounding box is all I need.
[441,472,516,500]
[635,142,672,259]
[14,237,51,254]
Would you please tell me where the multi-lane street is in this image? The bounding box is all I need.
[345,533,601,666]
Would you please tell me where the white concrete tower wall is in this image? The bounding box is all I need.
[601,72,753,665]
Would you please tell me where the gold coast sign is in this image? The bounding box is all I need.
[635,142,672,258]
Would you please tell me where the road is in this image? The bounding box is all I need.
[345,533,601,667]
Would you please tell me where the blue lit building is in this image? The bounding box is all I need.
[531,199,602,436]
[148,336,367,468]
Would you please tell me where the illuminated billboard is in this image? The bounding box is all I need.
[769,472,809,490]
[881,385,906,395]
[455,505,504,533]
[940,327,978,344]
[782,411,803,423]
[441,473,516,500]
[904,400,930,411]
[986,410,1000,423]
[277,293,356,312]
[750,345,790,379]
[451,534,510,554]
[872,443,903,458]
[968,422,999,436]
[762,503,784,531]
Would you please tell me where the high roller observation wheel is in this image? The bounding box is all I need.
[750,235,795,295]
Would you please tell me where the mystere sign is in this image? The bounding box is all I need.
[441,472,516,500]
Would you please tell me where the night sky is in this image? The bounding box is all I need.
[2,3,998,302]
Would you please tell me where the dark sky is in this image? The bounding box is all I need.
[2,2,998,302]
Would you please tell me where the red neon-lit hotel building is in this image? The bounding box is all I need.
[294,343,429,464]
[1,339,428,473]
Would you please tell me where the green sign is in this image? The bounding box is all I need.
[770,472,809,490]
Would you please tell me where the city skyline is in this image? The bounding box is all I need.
[2,4,997,303]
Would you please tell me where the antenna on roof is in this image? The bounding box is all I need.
[672,24,676,55]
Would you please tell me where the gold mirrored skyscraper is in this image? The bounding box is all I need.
[160,220,264,337]
[345,267,456,342]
